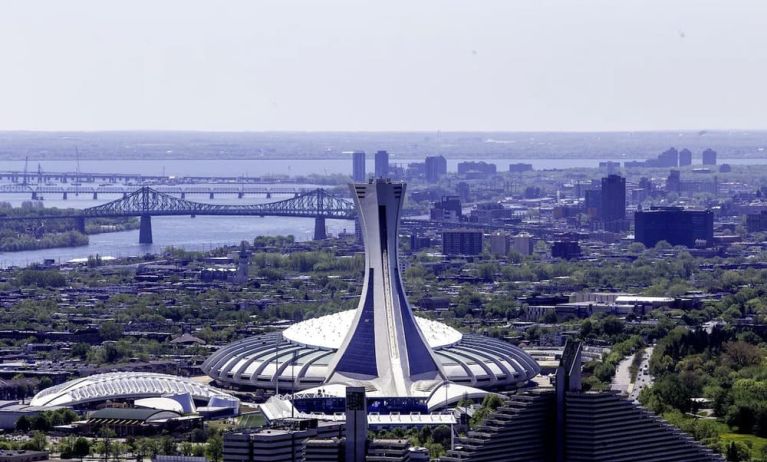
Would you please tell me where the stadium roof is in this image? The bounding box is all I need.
[30,372,235,408]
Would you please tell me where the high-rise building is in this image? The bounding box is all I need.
[442,230,484,256]
[600,174,626,222]
[658,147,679,168]
[345,387,367,462]
[678,148,692,166]
[424,155,447,183]
[702,148,717,165]
[584,189,602,218]
[374,150,389,178]
[747,211,767,233]
[352,151,366,182]
[666,170,681,193]
[511,233,534,256]
[634,207,714,248]
[488,233,509,257]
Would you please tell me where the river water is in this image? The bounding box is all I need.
[2,156,767,267]
[0,190,351,268]
[9,157,767,178]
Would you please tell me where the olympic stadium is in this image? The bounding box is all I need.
[202,180,540,414]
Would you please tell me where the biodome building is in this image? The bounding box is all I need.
[202,180,540,411]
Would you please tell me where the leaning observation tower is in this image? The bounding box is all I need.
[202,179,540,411]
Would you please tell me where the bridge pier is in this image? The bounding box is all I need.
[74,216,86,234]
[314,217,327,240]
[31,192,37,200]
[266,192,271,199]
[238,192,244,199]
[92,192,98,200]
[62,192,68,200]
[139,215,153,244]
[180,192,186,199]
[123,192,128,199]
[209,192,214,199]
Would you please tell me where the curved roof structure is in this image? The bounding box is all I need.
[202,309,540,393]
[30,372,234,408]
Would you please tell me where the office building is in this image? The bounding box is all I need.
[345,387,367,462]
[600,175,626,221]
[634,207,714,248]
[657,147,679,168]
[442,230,484,256]
[551,241,581,260]
[424,155,447,182]
[511,233,534,256]
[746,211,767,232]
[203,181,540,413]
[352,151,366,182]
[666,170,681,193]
[488,233,509,257]
[409,234,432,252]
[430,196,462,221]
[702,148,717,165]
[374,150,389,178]
[442,341,723,462]
[223,420,345,462]
[678,148,692,166]
[584,189,602,218]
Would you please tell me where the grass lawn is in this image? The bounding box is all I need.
[721,432,767,458]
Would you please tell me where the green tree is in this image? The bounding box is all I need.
[205,433,223,462]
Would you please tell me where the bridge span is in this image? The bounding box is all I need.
[0,187,356,243]
[0,184,320,200]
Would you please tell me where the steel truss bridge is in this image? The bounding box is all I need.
[0,186,356,243]
[0,184,316,200]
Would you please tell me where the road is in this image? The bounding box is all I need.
[629,346,655,402]
[610,346,655,402]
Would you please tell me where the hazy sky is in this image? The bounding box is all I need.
[1,0,765,131]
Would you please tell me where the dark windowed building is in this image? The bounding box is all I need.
[430,195,462,221]
[679,148,692,166]
[584,189,602,218]
[374,150,389,178]
[352,151,366,182]
[600,174,625,221]
[551,241,581,260]
[634,207,714,248]
[702,148,717,165]
[442,230,483,256]
[747,211,767,233]
[424,155,447,183]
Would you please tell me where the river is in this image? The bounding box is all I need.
[0,190,351,268]
[8,157,767,178]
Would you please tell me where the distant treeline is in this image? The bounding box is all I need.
[0,203,138,252]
